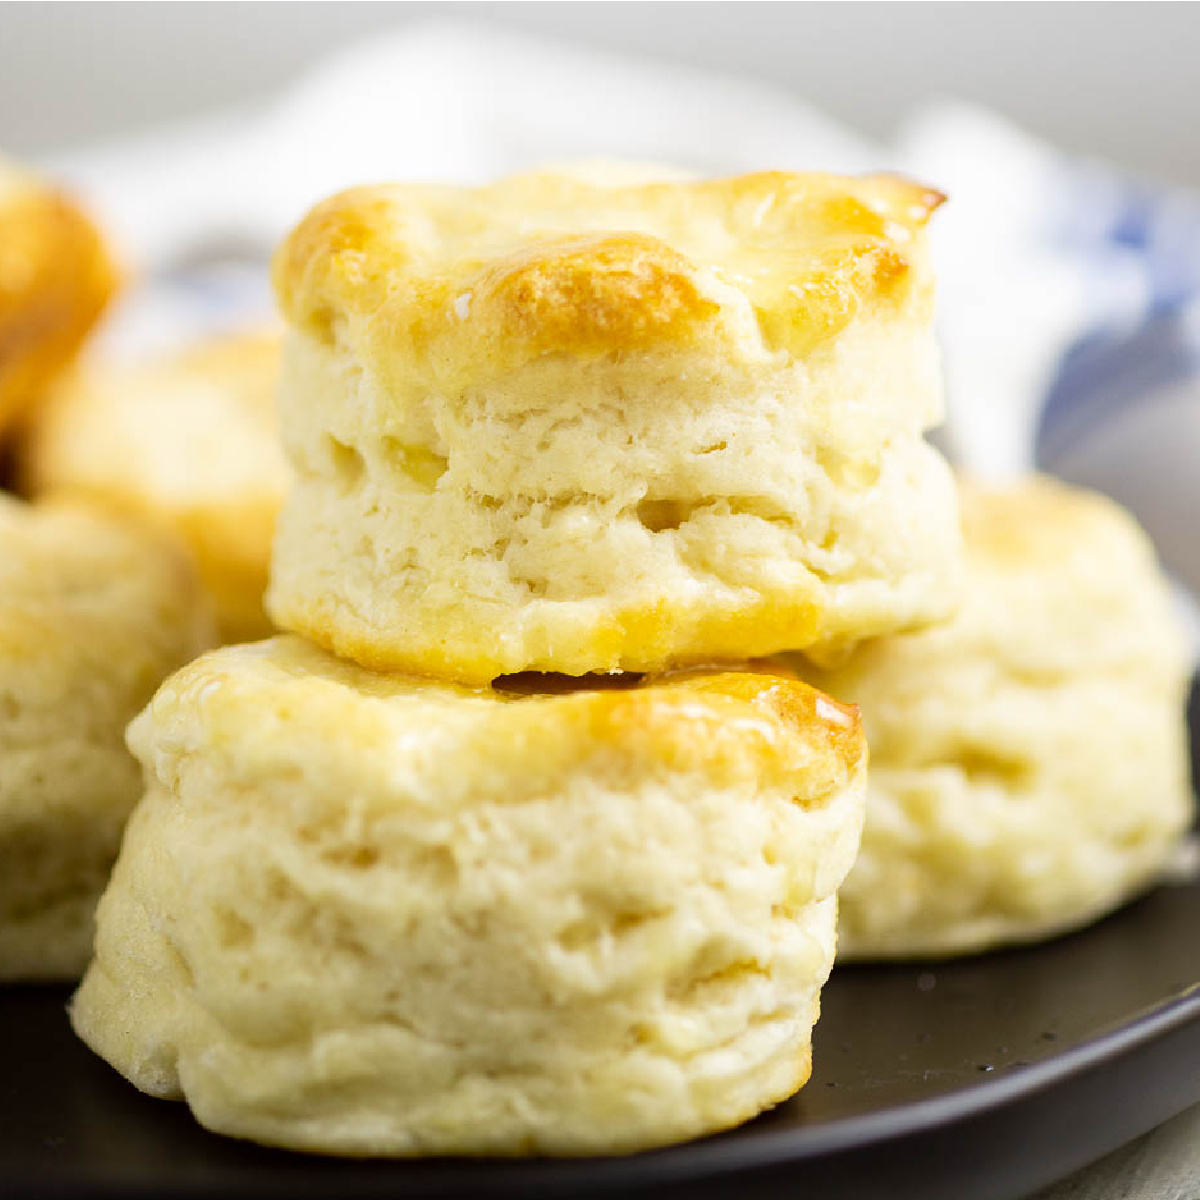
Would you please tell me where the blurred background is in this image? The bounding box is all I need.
[3,3,1200,188]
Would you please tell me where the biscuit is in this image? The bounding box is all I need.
[71,636,865,1156]
[0,495,214,980]
[267,167,960,683]
[800,477,1194,959]
[0,154,117,438]
[23,330,287,642]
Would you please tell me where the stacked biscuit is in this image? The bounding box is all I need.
[8,160,1190,1157]
[69,168,966,1155]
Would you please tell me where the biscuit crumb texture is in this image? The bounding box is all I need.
[267,168,960,681]
[802,477,1195,959]
[0,496,214,980]
[72,636,866,1155]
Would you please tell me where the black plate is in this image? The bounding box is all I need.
[4,687,1199,1200]
[2,883,1198,1200]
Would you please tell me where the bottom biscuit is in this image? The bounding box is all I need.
[71,636,865,1155]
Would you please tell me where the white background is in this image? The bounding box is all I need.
[1,2,1198,186]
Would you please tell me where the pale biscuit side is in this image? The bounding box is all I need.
[801,477,1194,958]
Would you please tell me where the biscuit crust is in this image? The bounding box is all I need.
[274,170,944,370]
[71,636,866,1154]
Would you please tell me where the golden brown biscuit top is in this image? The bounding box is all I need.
[0,153,119,430]
[0,152,117,329]
[274,169,944,371]
[138,635,864,804]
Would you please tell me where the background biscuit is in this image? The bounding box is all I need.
[23,330,287,643]
[0,154,117,439]
[0,495,214,980]
[800,476,1194,959]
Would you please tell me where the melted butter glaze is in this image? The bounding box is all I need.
[275,169,944,369]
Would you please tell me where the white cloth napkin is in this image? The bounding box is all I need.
[45,20,1200,609]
